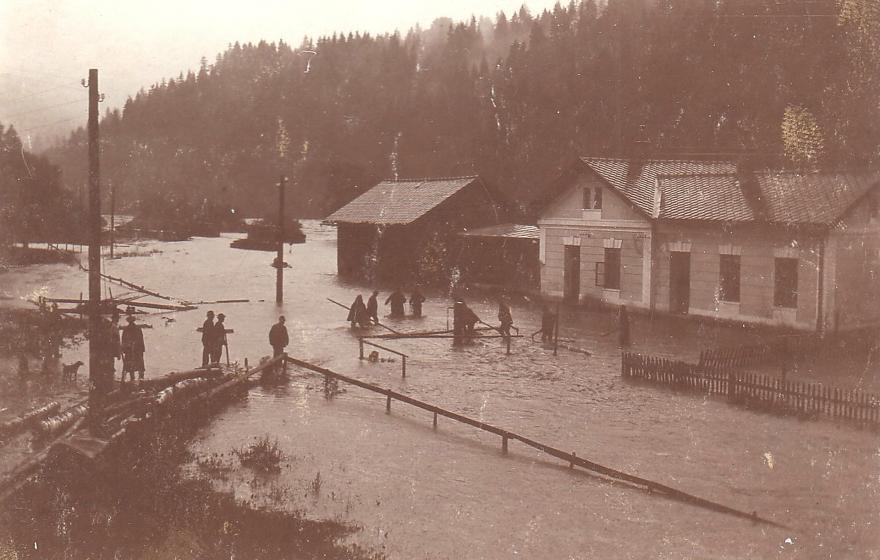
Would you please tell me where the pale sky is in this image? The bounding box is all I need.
[1,0,558,149]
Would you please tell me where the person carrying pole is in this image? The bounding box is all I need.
[367,291,380,325]
[347,295,368,328]
[199,310,215,367]
[386,288,406,317]
[121,315,146,382]
[410,287,426,317]
[540,304,556,343]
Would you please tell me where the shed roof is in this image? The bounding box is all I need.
[325,176,480,225]
[459,223,540,240]
[577,157,880,226]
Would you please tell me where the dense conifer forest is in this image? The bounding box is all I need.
[42,0,880,219]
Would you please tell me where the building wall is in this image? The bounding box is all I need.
[827,195,880,331]
[653,223,822,329]
[538,171,652,307]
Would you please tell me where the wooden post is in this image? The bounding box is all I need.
[569,451,576,469]
[506,335,511,356]
[86,68,105,432]
[553,303,560,356]
[386,391,391,413]
[432,411,437,429]
[244,357,249,370]
[502,435,508,455]
[109,181,115,259]
[282,353,288,375]
[401,355,406,377]
[359,338,364,360]
[276,175,286,305]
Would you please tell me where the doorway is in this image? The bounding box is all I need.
[669,251,690,313]
[563,245,580,303]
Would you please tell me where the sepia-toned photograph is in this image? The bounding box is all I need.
[1,0,878,558]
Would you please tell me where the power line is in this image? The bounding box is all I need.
[1,98,83,119]
[0,84,83,105]
[18,116,83,132]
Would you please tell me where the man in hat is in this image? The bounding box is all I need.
[200,310,215,367]
[269,316,289,359]
[366,290,380,325]
[212,313,228,364]
[121,315,146,382]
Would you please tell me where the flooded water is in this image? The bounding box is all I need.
[1,222,878,559]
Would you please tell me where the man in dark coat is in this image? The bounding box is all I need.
[212,313,228,364]
[452,300,480,345]
[269,315,289,358]
[366,291,380,325]
[385,288,406,317]
[121,315,146,382]
[347,295,368,328]
[200,310,215,367]
[409,288,426,317]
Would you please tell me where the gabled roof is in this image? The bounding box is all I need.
[575,156,880,226]
[326,176,480,225]
[579,156,737,216]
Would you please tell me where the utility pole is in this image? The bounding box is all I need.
[86,68,105,431]
[276,175,286,304]
[109,181,115,259]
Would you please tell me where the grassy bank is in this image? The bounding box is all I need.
[0,405,380,559]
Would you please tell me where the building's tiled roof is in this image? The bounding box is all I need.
[658,171,880,225]
[325,176,480,225]
[459,223,540,240]
[579,156,737,215]
[579,156,880,226]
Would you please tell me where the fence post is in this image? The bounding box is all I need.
[506,336,511,355]
[402,356,406,378]
[359,338,364,360]
[502,435,508,455]
[433,412,438,429]
[386,391,392,413]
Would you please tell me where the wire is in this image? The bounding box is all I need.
[0,84,82,104]
[1,98,83,119]
[18,116,83,132]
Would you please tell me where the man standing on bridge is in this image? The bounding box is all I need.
[269,315,289,359]
[200,310,215,367]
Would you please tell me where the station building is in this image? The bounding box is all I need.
[537,156,880,332]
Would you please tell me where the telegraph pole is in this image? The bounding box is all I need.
[276,175,286,304]
[109,181,115,259]
[86,68,105,430]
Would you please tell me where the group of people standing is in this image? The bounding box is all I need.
[347,288,426,328]
[199,310,230,367]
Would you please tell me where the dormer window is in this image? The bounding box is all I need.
[582,186,603,210]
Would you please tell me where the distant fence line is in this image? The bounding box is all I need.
[622,353,880,429]
[697,333,822,371]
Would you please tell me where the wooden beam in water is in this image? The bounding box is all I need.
[285,355,787,529]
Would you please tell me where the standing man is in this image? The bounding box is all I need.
[121,315,146,382]
[110,310,122,381]
[498,295,513,337]
[200,310,215,367]
[366,291,380,325]
[269,315,289,359]
[409,288,426,318]
[212,313,228,364]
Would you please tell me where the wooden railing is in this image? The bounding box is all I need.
[623,352,880,428]
[286,355,784,528]
[358,338,408,376]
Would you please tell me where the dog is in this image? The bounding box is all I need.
[61,361,84,383]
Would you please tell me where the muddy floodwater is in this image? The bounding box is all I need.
[1,221,878,559]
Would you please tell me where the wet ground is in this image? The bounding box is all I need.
[1,222,878,559]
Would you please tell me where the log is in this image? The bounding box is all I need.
[0,402,61,440]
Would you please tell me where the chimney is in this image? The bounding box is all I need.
[632,124,651,160]
[737,157,767,221]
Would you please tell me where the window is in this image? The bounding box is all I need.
[602,248,621,289]
[774,258,798,308]
[718,254,740,302]
[582,186,603,210]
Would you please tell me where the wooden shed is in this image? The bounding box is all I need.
[325,176,505,285]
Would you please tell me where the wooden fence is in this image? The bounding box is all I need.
[623,352,880,428]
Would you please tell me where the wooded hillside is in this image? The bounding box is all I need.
[45,0,880,218]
